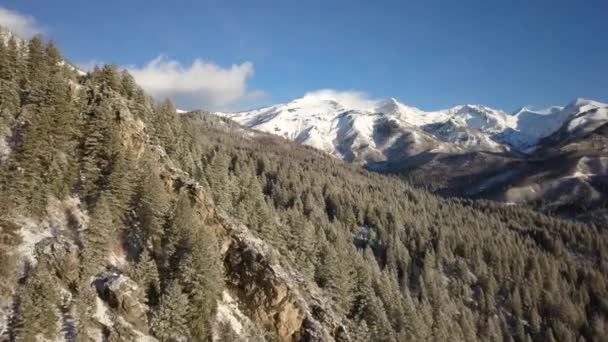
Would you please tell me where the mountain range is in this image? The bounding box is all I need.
[216,93,608,223]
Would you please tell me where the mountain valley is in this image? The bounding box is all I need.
[217,93,608,224]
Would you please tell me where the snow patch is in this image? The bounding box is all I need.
[94,296,113,327]
[15,217,53,264]
[567,107,608,135]
[215,291,245,335]
[0,128,11,163]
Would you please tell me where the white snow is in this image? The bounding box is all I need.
[95,296,113,327]
[376,98,449,126]
[567,107,608,135]
[217,95,459,159]
[0,129,12,164]
[572,156,608,177]
[215,291,245,335]
[216,95,608,157]
[108,250,128,268]
[15,217,53,264]
[445,104,517,134]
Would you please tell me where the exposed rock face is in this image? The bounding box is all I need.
[95,272,149,331]
[217,213,348,342]
[224,238,306,341]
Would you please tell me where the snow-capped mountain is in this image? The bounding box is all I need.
[564,98,608,137]
[216,92,608,164]
[444,104,516,134]
[217,92,462,163]
[422,118,509,152]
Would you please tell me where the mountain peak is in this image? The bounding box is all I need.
[293,90,377,112]
[512,105,564,116]
[566,97,607,109]
[387,97,399,104]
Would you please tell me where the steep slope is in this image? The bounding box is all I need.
[0,35,349,342]
[537,98,608,147]
[218,92,460,163]
[217,93,512,163]
[422,117,509,152]
[2,32,608,342]
[220,94,608,156]
[443,104,516,134]
[222,95,608,223]
[405,111,608,225]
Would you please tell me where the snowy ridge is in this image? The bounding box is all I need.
[216,93,608,162]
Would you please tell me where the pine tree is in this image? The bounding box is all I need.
[132,249,161,307]
[315,240,354,314]
[0,39,10,81]
[19,261,60,341]
[24,35,48,101]
[80,98,114,202]
[151,99,179,155]
[206,152,232,210]
[285,208,315,277]
[74,281,98,339]
[179,224,223,341]
[6,36,23,83]
[151,280,190,341]
[45,40,63,75]
[216,320,244,341]
[136,162,169,254]
[0,77,19,127]
[80,194,114,278]
[236,175,276,243]
[94,64,122,91]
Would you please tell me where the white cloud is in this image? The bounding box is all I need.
[75,60,103,72]
[0,6,44,38]
[300,89,379,111]
[126,55,265,111]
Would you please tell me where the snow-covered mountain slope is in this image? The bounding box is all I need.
[422,118,509,152]
[376,98,449,126]
[532,98,608,149]
[443,104,516,134]
[217,92,464,162]
[217,92,508,162]
[565,99,608,136]
[216,92,608,162]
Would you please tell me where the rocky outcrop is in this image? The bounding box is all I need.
[95,272,148,331]
[217,212,349,342]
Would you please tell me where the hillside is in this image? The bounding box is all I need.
[0,34,608,342]
[217,93,608,223]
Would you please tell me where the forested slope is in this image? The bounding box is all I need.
[0,34,607,342]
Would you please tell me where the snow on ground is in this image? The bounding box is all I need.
[0,129,11,163]
[15,217,53,265]
[568,107,608,135]
[108,249,128,268]
[215,291,245,335]
[572,156,608,178]
[216,95,608,157]
[213,290,266,341]
[94,296,112,327]
[447,104,516,134]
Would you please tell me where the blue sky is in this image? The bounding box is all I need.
[1,0,607,111]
